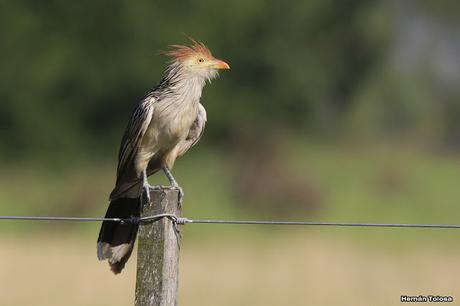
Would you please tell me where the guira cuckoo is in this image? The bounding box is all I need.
[97,40,229,273]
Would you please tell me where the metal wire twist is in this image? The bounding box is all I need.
[1,214,460,229]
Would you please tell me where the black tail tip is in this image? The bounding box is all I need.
[110,262,126,274]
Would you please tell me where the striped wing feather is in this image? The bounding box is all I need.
[114,98,154,190]
[176,103,207,157]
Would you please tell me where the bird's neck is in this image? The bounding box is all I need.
[162,62,206,102]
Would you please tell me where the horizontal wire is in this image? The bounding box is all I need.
[0,215,175,224]
[0,214,460,229]
[184,219,460,229]
[0,216,126,222]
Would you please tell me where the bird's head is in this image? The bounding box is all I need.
[163,40,230,81]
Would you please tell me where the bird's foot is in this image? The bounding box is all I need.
[142,183,165,203]
[162,166,184,206]
[175,185,184,207]
[141,169,153,203]
[142,182,151,202]
[169,182,184,206]
[143,183,164,200]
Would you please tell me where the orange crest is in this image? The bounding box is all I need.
[163,39,213,62]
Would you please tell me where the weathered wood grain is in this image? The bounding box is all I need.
[135,187,181,306]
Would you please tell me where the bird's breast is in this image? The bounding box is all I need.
[145,98,199,150]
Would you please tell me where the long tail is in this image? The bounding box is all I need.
[97,197,141,274]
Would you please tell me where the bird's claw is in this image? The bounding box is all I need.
[176,186,184,207]
[142,183,151,202]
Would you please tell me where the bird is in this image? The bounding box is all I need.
[97,40,230,274]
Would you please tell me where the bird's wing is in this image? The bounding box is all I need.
[176,103,207,157]
[116,97,155,184]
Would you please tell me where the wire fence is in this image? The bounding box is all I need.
[1,214,460,229]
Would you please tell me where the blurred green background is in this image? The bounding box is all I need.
[1,0,460,305]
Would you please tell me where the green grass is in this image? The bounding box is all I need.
[1,142,460,244]
[288,142,460,223]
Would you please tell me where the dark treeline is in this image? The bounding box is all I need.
[1,0,459,160]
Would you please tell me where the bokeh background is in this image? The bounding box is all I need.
[1,0,460,305]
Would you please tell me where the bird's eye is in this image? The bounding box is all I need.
[198,58,204,63]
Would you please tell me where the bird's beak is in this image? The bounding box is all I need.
[212,59,230,70]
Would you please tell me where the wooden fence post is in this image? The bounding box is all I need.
[135,187,181,306]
